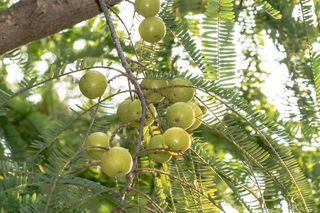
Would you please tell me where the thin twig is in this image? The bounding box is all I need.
[110,8,139,58]
[129,188,164,213]
[107,73,127,84]
[0,65,129,108]
[127,205,158,213]
[69,162,100,173]
[44,97,102,213]
[127,78,134,100]
[98,0,148,201]
[109,8,138,100]
[125,0,134,5]
[108,124,128,147]
[194,94,293,204]
[30,90,131,161]
[136,168,225,212]
[137,147,182,156]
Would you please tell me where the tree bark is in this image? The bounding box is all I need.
[0,0,122,55]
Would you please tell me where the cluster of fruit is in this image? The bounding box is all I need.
[79,70,134,177]
[85,132,132,177]
[79,69,203,177]
[77,1,203,178]
[138,77,203,163]
[135,0,166,43]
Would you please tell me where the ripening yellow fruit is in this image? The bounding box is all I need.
[188,102,203,131]
[146,104,157,126]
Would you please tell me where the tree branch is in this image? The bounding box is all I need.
[0,0,122,55]
[97,0,147,201]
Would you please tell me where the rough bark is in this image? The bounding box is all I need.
[0,0,122,55]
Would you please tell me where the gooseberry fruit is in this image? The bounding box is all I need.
[163,127,191,153]
[85,132,110,160]
[117,99,142,123]
[79,71,107,99]
[130,104,157,127]
[139,17,166,43]
[147,135,171,163]
[100,147,133,177]
[165,78,195,103]
[141,78,168,103]
[188,102,203,131]
[166,102,195,129]
[117,100,130,123]
[135,0,160,17]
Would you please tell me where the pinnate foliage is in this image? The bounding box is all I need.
[0,0,319,212]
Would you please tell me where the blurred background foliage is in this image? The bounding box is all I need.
[0,0,319,212]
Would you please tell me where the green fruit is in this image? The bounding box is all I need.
[141,78,168,103]
[135,0,160,17]
[131,104,157,127]
[128,99,143,121]
[79,71,107,99]
[165,78,195,103]
[139,17,166,43]
[117,99,142,123]
[100,147,133,177]
[166,102,195,129]
[163,127,191,152]
[85,132,110,160]
[117,100,131,123]
[147,135,171,163]
[188,102,203,130]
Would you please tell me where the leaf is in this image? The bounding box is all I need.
[202,0,237,87]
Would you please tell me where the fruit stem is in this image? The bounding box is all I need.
[98,0,148,201]
[108,124,127,147]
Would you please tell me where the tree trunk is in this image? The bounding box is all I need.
[0,0,122,55]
